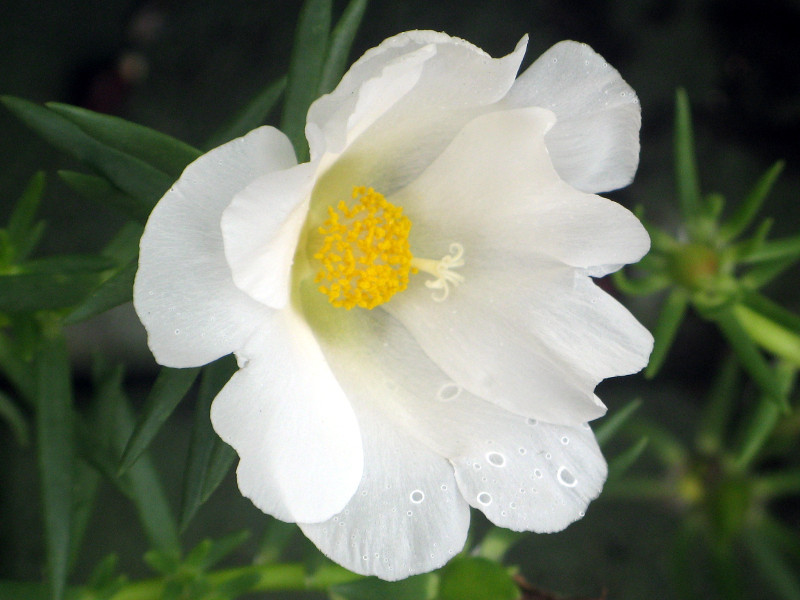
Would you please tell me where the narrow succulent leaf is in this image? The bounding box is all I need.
[7,171,45,255]
[35,335,74,600]
[318,0,369,95]
[64,258,137,324]
[59,170,150,224]
[255,519,297,564]
[46,102,201,178]
[91,364,181,554]
[734,303,800,367]
[611,269,671,296]
[8,221,47,265]
[754,470,800,499]
[1,96,172,207]
[100,222,144,263]
[732,217,773,261]
[438,557,517,600]
[716,309,788,407]
[607,437,649,481]
[0,332,36,402]
[696,353,740,453]
[193,530,251,570]
[746,531,800,600]
[201,436,237,504]
[720,160,785,242]
[595,398,642,447]
[742,233,800,264]
[21,254,117,274]
[735,362,794,469]
[0,389,30,445]
[204,76,287,149]
[118,366,201,474]
[280,0,331,161]
[0,270,104,312]
[179,355,237,529]
[646,288,689,378]
[674,88,703,234]
[68,459,100,572]
[744,255,800,290]
[215,573,262,598]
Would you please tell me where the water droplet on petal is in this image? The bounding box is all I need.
[440,484,448,491]
[545,452,552,460]
[486,451,506,467]
[533,469,543,479]
[561,436,569,445]
[477,492,492,505]
[174,329,180,335]
[518,447,527,455]
[557,466,578,487]
[406,510,413,516]
[437,382,462,402]
[410,490,425,503]
[526,417,538,426]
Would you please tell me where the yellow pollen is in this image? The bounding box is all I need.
[314,186,417,310]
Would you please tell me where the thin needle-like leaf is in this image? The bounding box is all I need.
[118,366,200,474]
[674,88,703,235]
[280,0,331,161]
[720,160,785,242]
[318,0,369,95]
[59,170,151,224]
[746,530,800,600]
[595,398,642,447]
[35,335,74,600]
[0,389,30,446]
[646,288,689,379]
[607,437,649,481]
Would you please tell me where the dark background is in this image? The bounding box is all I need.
[2,1,799,598]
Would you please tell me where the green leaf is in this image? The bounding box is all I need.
[1,96,172,208]
[118,366,201,474]
[331,574,435,600]
[59,170,150,224]
[646,288,689,378]
[696,353,740,453]
[179,355,237,529]
[437,556,517,600]
[720,160,785,242]
[0,331,36,402]
[743,255,800,289]
[318,0,369,95]
[595,398,642,447]
[46,102,201,178]
[611,269,671,296]
[185,530,250,571]
[746,531,800,600]
[5,171,46,262]
[0,389,30,445]
[35,335,74,600]
[674,88,704,236]
[89,364,181,555]
[255,519,297,565]
[607,436,649,480]
[716,309,788,408]
[280,0,331,161]
[734,303,800,367]
[0,270,104,312]
[201,437,237,505]
[63,257,137,324]
[204,76,287,149]
[68,459,100,572]
[475,527,524,562]
[742,233,800,264]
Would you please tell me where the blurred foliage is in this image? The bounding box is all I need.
[1,1,799,599]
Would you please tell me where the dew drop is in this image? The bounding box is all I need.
[148,290,154,296]
[501,511,507,517]
[362,555,368,561]
[486,451,506,467]
[406,510,413,516]
[533,469,543,479]
[477,492,492,506]
[473,463,482,470]
[437,382,462,402]
[510,502,517,509]
[174,329,181,335]
[561,436,570,445]
[361,490,368,496]
[410,489,425,504]
[578,511,586,517]
[518,447,527,455]
[557,466,578,487]
[440,484,448,491]
[545,452,552,460]
[526,417,538,426]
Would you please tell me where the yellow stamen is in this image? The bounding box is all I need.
[314,186,465,309]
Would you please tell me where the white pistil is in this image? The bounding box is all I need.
[411,243,465,302]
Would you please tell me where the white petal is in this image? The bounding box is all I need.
[299,403,469,581]
[134,127,296,367]
[221,162,316,309]
[308,33,527,204]
[392,107,649,273]
[209,307,363,524]
[503,41,641,193]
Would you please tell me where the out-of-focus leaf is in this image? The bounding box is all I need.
[747,532,800,600]
[734,303,800,367]
[475,527,524,562]
[743,254,800,289]
[59,170,150,224]
[607,437,649,481]
[204,76,287,149]
[696,353,740,452]
[611,269,671,296]
[46,102,200,178]
[437,556,517,600]
[201,437,237,505]
[118,366,201,474]
[5,171,46,263]
[1,96,172,208]
[185,530,250,571]
[674,88,704,237]
[179,355,237,529]
[89,364,181,555]
[0,270,104,312]
[0,332,35,402]
[255,519,297,565]
[720,160,785,242]
[318,0,369,95]
[100,222,143,263]
[595,398,642,447]
[35,335,74,600]
[20,254,117,274]
[331,574,434,600]
[646,288,689,378]
[280,0,331,160]
[64,258,137,324]
[68,459,100,572]
[0,389,30,445]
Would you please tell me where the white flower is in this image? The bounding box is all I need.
[133,31,652,580]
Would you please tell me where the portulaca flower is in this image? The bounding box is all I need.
[134,31,652,580]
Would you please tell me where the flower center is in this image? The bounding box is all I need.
[313,186,464,310]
